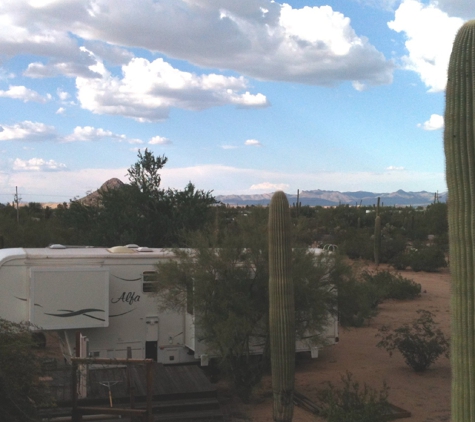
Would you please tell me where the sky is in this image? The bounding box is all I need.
[0,0,471,204]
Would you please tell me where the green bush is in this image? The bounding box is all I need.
[337,270,420,328]
[0,319,55,421]
[408,245,447,272]
[390,245,447,273]
[318,371,391,422]
[376,310,449,372]
[336,276,381,328]
[361,270,421,301]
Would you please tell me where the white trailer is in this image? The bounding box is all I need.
[0,245,338,365]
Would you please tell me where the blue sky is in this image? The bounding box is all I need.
[0,0,470,203]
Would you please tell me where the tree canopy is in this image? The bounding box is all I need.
[56,149,217,247]
[154,210,337,401]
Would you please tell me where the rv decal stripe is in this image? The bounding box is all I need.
[44,308,105,318]
[112,275,141,282]
[110,309,137,318]
[13,296,43,307]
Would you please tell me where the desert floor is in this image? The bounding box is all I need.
[228,263,451,422]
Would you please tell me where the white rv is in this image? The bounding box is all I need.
[0,245,338,365]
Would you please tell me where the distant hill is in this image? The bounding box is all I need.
[216,189,447,207]
[79,178,125,206]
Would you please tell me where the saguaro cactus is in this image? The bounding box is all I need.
[444,20,475,422]
[268,191,295,422]
[374,215,381,266]
[374,197,381,266]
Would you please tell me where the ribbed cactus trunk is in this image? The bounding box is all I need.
[374,198,381,266]
[444,20,475,422]
[268,191,295,422]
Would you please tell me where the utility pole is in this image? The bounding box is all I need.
[14,186,21,223]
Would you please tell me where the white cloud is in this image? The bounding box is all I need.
[62,126,126,142]
[56,107,65,114]
[0,121,56,141]
[0,85,51,102]
[388,0,464,92]
[128,138,144,145]
[250,182,289,191]
[418,114,444,130]
[76,56,268,121]
[386,166,405,171]
[0,1,393,87]
[13,157,67,171]
[245,139,262,146]
[57,89,70,101]
[149,136,172,145]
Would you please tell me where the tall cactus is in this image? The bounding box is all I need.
[268,191,295,422]
[444,20,475,422]
[374,197,381,266]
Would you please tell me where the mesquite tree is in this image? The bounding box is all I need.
[444,20,475,422]
[269,191,295,422]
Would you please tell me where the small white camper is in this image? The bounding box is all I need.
[0,245,338,365]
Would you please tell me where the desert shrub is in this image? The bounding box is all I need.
[318,371,391,422]
[361,270,421,301]
[380,234,407,264]
[389,252,410,270]
[408,245,447,272]
[340,229,373,260]
[376,310,449,372]
[390,245,447,273]
[0,319,55,421]
[336,276,381,327]
[337,270,420,328]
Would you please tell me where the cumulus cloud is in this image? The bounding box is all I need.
[386,166,405,171]
[245,139,262,146]
[76,56,268,121]
[0,85,51,102]
[388,0,464,92]
[250,182,289,191]
[0,121,57,141]
[149,136,172,145]
[13,158,67,171]
[0,0,393,87]
[418,114,444,130]
[56,107,65,114]
[57,89,70,101]
[62,126,126,142]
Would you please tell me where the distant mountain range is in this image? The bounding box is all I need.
[216,190,447,207]
[77,180,446,208]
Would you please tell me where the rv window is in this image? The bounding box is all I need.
[143,271,158,292]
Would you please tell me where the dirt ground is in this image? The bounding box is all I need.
[237,263,451,422]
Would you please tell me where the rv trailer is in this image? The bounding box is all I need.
[0,245,338,364]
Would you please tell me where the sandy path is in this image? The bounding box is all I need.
[245,265,451,422]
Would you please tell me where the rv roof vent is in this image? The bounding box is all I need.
[137,247,153,252]
[49,244,66,249]
[125,244,139,249]
[107,246,137,254]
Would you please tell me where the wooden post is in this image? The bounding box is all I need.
[71,360,81,422]
[146,360,153,422]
